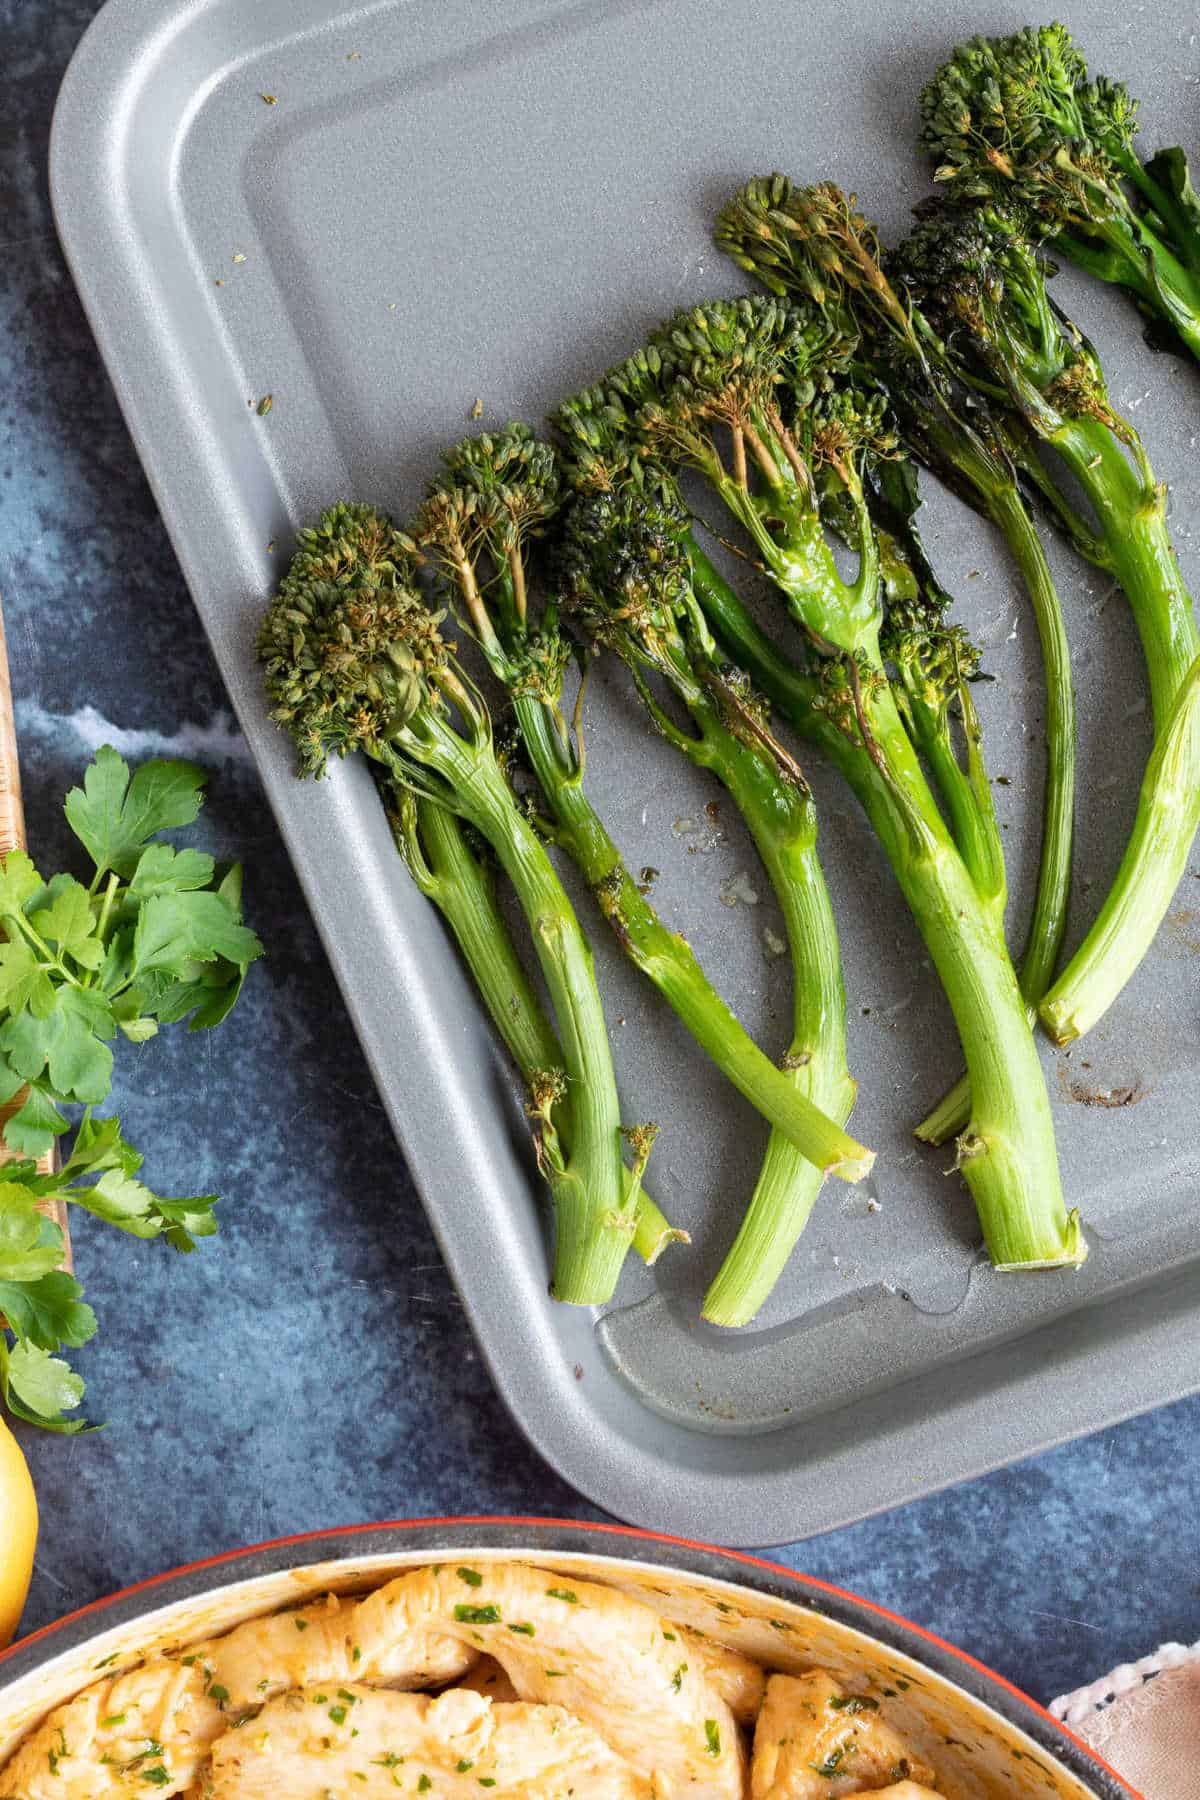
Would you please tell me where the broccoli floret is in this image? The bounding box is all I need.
[410,425,874,1188]
[715,173,1076,1113]
[559,297,1084,1272]
[920,24,1200,362]
[891,198,1200,1046]
[260,502,449,776]
[571,295,887,661]
[260,500,641,1305]
[554,475,860,1324]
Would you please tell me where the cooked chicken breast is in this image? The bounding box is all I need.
[205,1684,656,1799]
[0,1653,218,1799]
[457,1655,521,1703]
[750,1671,936,1798]
[354,1562,744,1798]
[4,1570,956,1800]
[846,1787,942,1799]
[0,1593,476,1800]
[678,1626,767,1725]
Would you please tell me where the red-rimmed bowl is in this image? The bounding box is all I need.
[0,1519,1133,1798]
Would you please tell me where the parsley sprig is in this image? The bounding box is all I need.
[0,746,262,1429]
[0,747,261,1154]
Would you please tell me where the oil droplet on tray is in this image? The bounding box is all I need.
[719,870,759,907]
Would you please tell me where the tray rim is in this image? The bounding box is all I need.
[46,0,1200,1546]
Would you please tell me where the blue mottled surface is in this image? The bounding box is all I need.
[2,0,1197,1713]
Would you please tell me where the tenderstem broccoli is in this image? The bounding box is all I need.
[889,203,1200,1044]
[554,479,855,1325]
[715,177,1076,1140]
[566,295,1084,1270]
[390,792,686,1267]
[258,502,643,1304]
[408,425,874,1185]
[920,23,1200,365]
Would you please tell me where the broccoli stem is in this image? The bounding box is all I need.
[903,692,1002,902]
[402,797,682,1265]
[688,540,1085,1270]
[1040,654,1200,1042]
[868,471,1007,905]
[986,484,1079,990]
[405,726,632,1302]
[906,417,1077,972]
[914,1067,971,1148]
[1118,155,1200,268]
[1053,420,1200,723]
[1022,415,1200,1044]
[510,693,874,1182]
[914,479,1077,1143]
[697,743,855,1325]
[616,651,855,1321]
[1068,209,1200,364]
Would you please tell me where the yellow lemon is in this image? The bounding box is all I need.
[0,1414,37,1648]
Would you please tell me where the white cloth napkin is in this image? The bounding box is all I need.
[1052,1645,1200,1798]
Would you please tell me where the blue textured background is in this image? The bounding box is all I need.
[3,0,1198,1713]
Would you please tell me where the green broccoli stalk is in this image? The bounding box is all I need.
[258,501,638,1304]
[1038,653,1200,1042]
[890,204,1200,1043]
[715,178,1075,1139]
[570,296,1083,1270]
[869,460,1007,912]
[852,458,1012,1146]
[920,23,1200,363]
[555,481,856,1325]
[389,791,686,1266]
[409,425,874,1184]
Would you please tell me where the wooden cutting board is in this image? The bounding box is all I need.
[0,600,69,1261]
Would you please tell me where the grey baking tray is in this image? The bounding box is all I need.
[50,0,1200,1544]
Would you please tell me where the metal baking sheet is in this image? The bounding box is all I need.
[50,0,1200,1544]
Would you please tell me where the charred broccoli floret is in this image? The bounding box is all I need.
[411,424,874,1187]
[556,477,857,1324]
[260,500,640,1304]
[560,297,1083,1271]
[891,200,1200,1043]
[920,24,1200,362]
[716,176,1076,1137]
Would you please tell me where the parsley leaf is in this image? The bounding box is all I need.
[0,937,55,1015]
[61,1111,142,1180]
[150,1195,219,1254]
[0,1113,222,1423]
[125,866,259,1032]
[0,850,44,918]
[0,988,115,1103]
[0,762,259,1153]
[0,1338,86,1433]
[128,844,216,898]
[0,1082,71,1157]
[69,1167,218,1249]
[29,877,104,970]
[132,890,262,980]
[0,1271,97,1351]
[0,1184,64,1278]
[64,747,207,879]
[1,749,259,1426]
